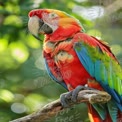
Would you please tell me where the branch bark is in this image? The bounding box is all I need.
[10,90,111,122]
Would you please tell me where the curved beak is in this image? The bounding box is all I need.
[32,34,42,41]
[28,16,53,41]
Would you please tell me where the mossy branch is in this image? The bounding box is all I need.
[10,90,111,122]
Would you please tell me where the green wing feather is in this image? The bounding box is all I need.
[73,34,122,121]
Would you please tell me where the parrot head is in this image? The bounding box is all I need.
[28,9,83,41]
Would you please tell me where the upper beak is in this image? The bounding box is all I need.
[28,16,41,37]
[28,16,53,41]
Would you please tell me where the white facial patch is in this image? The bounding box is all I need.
[28,16,40,36]
[42,12,59,32]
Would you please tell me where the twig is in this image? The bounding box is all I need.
[10,90,111,122]
[104,0,122,15]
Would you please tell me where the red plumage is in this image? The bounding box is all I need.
[28,9,122,122]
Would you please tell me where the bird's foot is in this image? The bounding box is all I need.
[60,85,94,108]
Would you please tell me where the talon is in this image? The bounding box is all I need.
[71,85,96,102]
[60,92,73,108]
[60,93,68,107]
[60,85,95,107]
[65,91,73,99]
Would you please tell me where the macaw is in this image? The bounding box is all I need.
[28,9,122,122]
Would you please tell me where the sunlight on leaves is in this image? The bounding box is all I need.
[0,89,14,102]
[24,93,47,113]
[5,2,20,14]
[67,1,76,9]
[4,15,22,27]
[0,39,8,52]
[111,45,122,56]
[72,5,104,20]
[11,102,27,114]
[87,29,102,39]
[9,42,29,63]
[26,35,41,48]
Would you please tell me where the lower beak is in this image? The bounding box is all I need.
[33,23,53,41]
[32,34,42,41]
[39,23,53,34]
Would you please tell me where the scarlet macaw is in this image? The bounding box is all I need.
[28,9,122,122]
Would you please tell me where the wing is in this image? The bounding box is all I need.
[43,51,68,90]
[73,33,122,110]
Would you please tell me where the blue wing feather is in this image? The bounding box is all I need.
[74,41,122,121]
[44,59,68,90]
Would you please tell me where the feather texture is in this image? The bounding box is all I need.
[44,52,68,90]
[74,33,122,121]
[28,9,122,122]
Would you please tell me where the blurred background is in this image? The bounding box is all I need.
[0,0,122,122]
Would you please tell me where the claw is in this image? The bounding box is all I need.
[60,92,72,108]
[60,85,95,108]
[71,86,85,102]
[71,85,95,102]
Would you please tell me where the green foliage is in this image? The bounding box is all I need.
[0,0,122,122]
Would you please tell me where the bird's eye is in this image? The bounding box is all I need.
[49,13,58,19]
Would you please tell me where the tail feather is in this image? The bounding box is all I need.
[88,104,112,122]
[88,104,103,122]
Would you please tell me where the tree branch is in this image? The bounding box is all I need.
[10,90,111,122]
[104,0,122,15]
